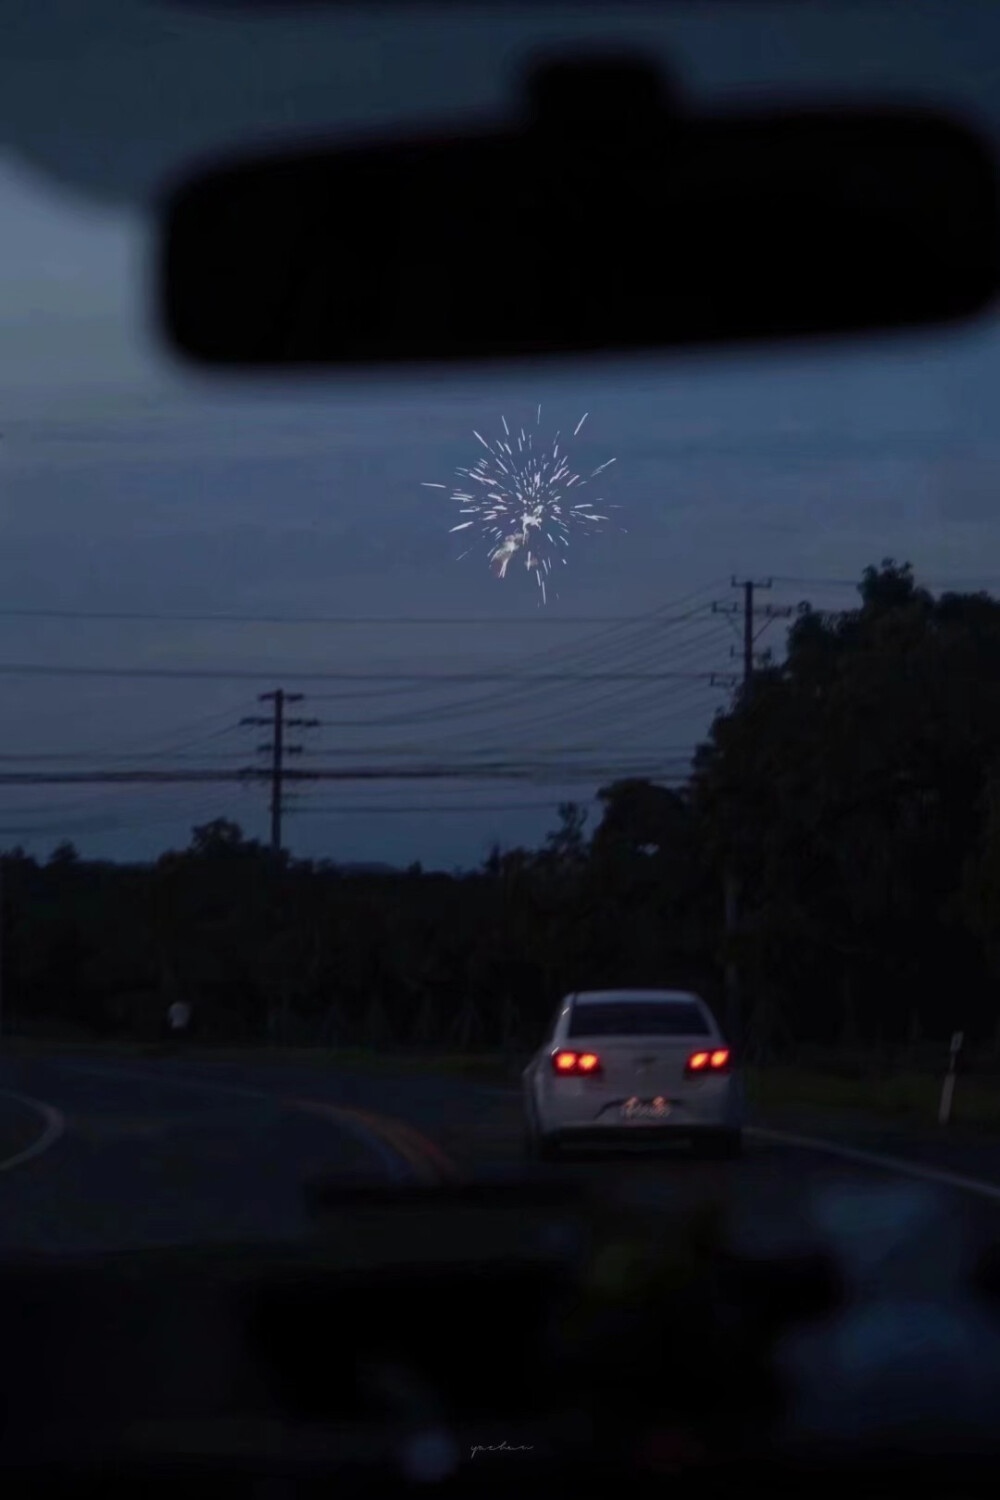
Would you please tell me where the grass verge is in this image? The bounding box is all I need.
[0,1037,522,1082]
[746,1064,1000,1130]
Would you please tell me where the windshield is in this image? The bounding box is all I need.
[0,0,998,1306]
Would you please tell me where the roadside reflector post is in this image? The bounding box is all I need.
[939,1030,964,1126]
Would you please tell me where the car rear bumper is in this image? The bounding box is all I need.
[541,1122,741,1151]
[529,1076,744,1136]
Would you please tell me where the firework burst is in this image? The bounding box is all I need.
[422,407,623,605]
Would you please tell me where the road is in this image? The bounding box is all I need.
[6,1048,1000,1454]
[3,1047,1000,1265]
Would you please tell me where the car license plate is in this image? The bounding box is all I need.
[621,1097,671,1121]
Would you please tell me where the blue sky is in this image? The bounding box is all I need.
[0,0,999,869]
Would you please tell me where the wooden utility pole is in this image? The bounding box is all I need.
[0,856,5,1044]
[711,578,793,1044]
[712,578,793,704]
[241,690,319,855]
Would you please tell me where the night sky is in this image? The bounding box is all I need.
[0,0,998,870]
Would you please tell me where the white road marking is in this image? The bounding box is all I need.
[747,1125,1000,1203]
[476,1084,1000,1202]
[0,1087,66,1172]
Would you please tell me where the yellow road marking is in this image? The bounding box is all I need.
[291,1099,462,1184]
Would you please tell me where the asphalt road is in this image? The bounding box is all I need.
[7,1049,1000,1453]
[3,1047,1000,1265]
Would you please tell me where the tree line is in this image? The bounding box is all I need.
[4,560,1000,1056]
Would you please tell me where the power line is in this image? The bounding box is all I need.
[0,735,705,771]
[526,673,725,741]
[239,742,701,759]
[0,744,702,766]
[0,763,694,787]
[0,584,733,847]
[306,585,723,693]
[431,612,734,741]
[17,702,258,762]
[0,726,252,763]
[771,574,1000,591]
[287,797,684,816]
[769,575,864,588]
[308,662,665,729]
[223,621,728,738]
[0,606,705,627]
[506,626,732,742]
[0,662,729,684]
[306,586,728,730]
[0,777,243,857]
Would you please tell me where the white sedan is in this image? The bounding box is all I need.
[522,988,744,1160]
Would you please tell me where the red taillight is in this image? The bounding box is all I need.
[686,1046,731,1076]
[551,1049,603,1077]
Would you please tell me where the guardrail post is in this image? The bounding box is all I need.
[939,1030,964,1126]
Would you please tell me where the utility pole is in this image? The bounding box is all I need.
[0,856,5,1045]
[710,578,794,1046]
[712,577,793,704]
[241,689,320,855]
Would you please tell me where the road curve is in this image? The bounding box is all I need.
[3,1050,1000,1271]
[0,1051,455,1253]
[0,1085,65,1174]
[6,1049,1000,1461]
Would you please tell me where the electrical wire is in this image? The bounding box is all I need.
[0,605,707,627]
[286,797,685,816]
[309,610,731,736]
[770,573,1000,591]
[0,586,734,817]
[0,723,255,763]
[303,582,728,721]
[0,661,727,684]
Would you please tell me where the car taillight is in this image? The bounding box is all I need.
[685,1047,731,1076]
[551,1049,603,1077]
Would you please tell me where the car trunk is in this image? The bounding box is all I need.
[572,1037,706,1095]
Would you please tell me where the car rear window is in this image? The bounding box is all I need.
[567,1000,711,1037]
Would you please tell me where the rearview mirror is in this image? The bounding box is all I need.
[160,55,1000,368]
